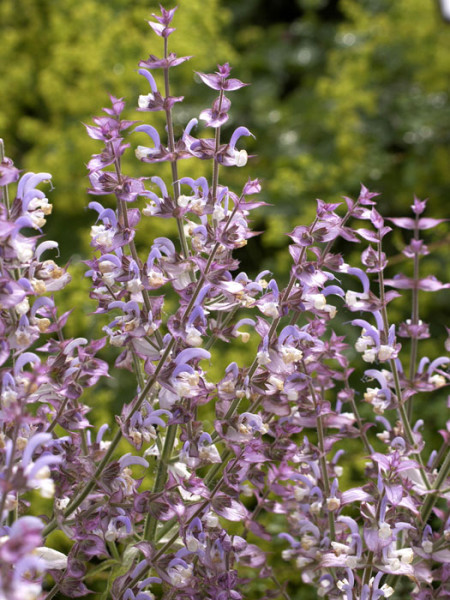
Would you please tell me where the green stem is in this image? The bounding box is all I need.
[143,423,178,540]
[211,91,223,206]
[407,216,420,421]
[0,139,11,216]
[378,243,431,491]
[107,541,121,561]
[420,447,450,525]
[163,36,190,262]
[349,388,373,456]
[301,360,335,542]
[43,583,60,600]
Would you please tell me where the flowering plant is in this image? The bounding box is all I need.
[0,5,449,600]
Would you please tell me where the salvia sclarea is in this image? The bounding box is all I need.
[0,5,449,600]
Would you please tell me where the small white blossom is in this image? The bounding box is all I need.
[126,278,143,294]
[14,239,34,263]
[234,149,248,167]
[168,462,191,480]
[429,374,446,388]
[256,350,271,365]
[177,194,191,208]
[27,464,55,499]
[198,442,221,463]
[378,521,392,540]
[259,301,279,318]
[204,511,219,528]
[15,298,30,316]
[168,562,193,588]
[138,93,154,108]
[331,541,350,556]
[280,346,303,364]
[135,145,154,160]
[185,325,203,347]
[33,547,68,570]
[362,348,377,363]
[143,201,159,216]
[91,224,114,248]
[326,497,341,511]
[355,335,374,352]
[305,293,326,310]
[212,204,225,221]
[380,584,395,598]
[378,345,396,361]
[282,548,294,560]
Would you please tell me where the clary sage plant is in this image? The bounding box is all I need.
[0,6,448,600]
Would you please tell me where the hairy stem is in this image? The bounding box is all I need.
[407,215,420,420]
[163,36,190,261]
[143,422,178,540]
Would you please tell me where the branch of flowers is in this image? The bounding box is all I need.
[143,422,178,540]
[111,148,163,349]
[42,338,176,537]
[152,435,250,546]
[178,190,246,324]
[205,395,270,489]
[72,396,89,456]
[407,214,420,421]
[129,337,162,453]
[395,385,430,490]
[377,240,431,492]
[118,465,233,599]
[42,200,244,538]
[211,222,319,441]
[153,433,254,553]
[118,195,153,322]
[162,36,190,262]
[385,451,450,591]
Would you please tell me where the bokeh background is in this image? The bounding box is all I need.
[1,1,449,598]
[2,0,449,266]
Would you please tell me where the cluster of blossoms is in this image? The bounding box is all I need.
[1,5,449,600]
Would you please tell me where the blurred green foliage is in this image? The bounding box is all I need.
[1,1,449,598]
[225,0,450,251]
